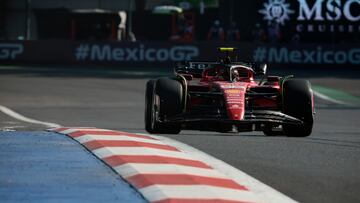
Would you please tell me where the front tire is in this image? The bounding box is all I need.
[282,79,314,137]
[145,78,183,134]
[156,78,183,134]
[145,80,161,133]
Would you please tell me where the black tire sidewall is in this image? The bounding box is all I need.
[156,78,183,118]
[145,78,183,134]
[145,80,157,133]
[282,79,314,137]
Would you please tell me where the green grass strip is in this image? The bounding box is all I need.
[313,85,360,104]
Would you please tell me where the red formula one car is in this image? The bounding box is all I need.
[145,48,314,137]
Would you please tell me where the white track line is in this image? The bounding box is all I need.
[0,105,61,128]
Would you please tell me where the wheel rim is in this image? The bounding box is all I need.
[150,95,159,130]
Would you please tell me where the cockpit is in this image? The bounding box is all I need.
[201,65,254,82]
[230,66,254,82]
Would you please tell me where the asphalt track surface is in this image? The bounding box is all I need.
[0,66,360,203]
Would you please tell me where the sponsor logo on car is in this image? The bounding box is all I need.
[225,89,242,94]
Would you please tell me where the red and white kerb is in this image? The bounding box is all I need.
[50,127,261,203]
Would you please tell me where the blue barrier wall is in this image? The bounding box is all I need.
[0,41,359,68]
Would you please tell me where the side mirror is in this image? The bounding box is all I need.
[254,63,267,75]
[174,61,190,74]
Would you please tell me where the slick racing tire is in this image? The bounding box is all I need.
[156,78,183,134]
[282,79,314,137]
[144,78,182,134]
[145,80,161,133]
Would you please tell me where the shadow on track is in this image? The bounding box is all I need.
[0,65,174,79]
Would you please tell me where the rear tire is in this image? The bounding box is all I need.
[282,79,314,137]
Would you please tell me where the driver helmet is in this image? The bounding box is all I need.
[232,69,239,81]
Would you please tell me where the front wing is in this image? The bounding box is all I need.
[163,110,303,126]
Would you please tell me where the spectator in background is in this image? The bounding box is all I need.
[207,20,224,41]
[252,23,266,42]
[267,21,281,43]
[176,13,186,38]
[183,21,194,42]
[227,21,240,41]
[128,31,137,42]
[291,32,301,44]
[170,13,194,42]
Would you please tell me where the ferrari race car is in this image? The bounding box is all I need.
[145,48,314,137]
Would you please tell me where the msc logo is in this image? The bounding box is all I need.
[259,0,295,25]
[297,0,360,21]
[259,0,360,25]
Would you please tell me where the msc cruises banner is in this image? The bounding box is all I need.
[255,0,359,42]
